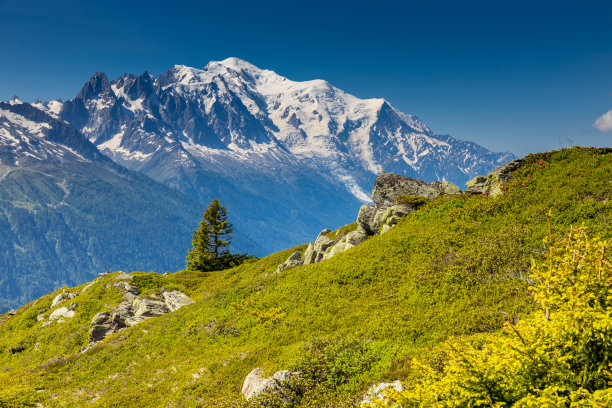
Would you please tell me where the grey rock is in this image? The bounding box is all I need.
[303,233,334,265]
[372,173,441,207]
[272,370,294,382]
[322,228,369,260]
[89,312,113,342]
[357,205,378,235]
[132,298,169,319]
[241,368,299,400]
[48,306,75,321]
[241,367,279,400]
[113,273,134,281]
[466,158,524,197]
[275,251,303,274]
[51,291,79,308]
[361,380,403,406]
[162,291,194,312]
[372,204,413,233]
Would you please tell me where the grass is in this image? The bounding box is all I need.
[0,147,610,407]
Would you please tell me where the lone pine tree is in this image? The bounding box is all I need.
[186,199,238,272]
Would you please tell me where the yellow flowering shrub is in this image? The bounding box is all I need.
[370,224,612,407]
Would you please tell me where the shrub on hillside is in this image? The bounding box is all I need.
[369,223,612,407]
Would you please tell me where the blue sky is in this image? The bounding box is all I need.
[1,0,611,157]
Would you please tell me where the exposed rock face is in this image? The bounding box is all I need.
[466,158,524,197]
[241,367,299,400]
[361,380,404,406]
[88,290,193,342]
[274,173,462,273]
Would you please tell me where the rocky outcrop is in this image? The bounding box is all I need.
[88,290,193,342]
[241,367,299,400]
[273,173,461,273]
[466,158,524,196]
[275,251,304,274]
[361,380,404,406]
[372,173,460,207]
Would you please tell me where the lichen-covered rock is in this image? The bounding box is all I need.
[360,380,403,406]
[48,306,75,322]
[357,205,378,235]
[372,173,459,207]
[322,228,369,260]
[89,312,113,341]
[162,291,194,312]
[241,367,299,400]
[241,367,279,400]
[372,204,413,234]
[51,291,79,308]
[88,291,193,342]
[276,251,303,274]
[303,230,335,265]
[466,159,524,197]
[128,298,169,322]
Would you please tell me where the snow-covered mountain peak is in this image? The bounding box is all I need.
[8,96,23,105]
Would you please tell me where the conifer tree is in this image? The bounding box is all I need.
[186,199,238,271]
[203,198,233,257]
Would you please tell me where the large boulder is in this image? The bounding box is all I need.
[371,173,460,207]
[162,291,194,312]
[357,205,378,235]
[241,367,299,400]
[361,380,404,406]
[48,306,75,322]
[241,367,280,400]
[126,298,169,326]
[466,158,524,197]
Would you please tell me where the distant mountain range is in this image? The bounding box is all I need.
[37,58,514,252]
[1,58,514,310]
[0,101,259,311]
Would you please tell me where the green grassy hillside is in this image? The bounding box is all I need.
[0,147,610,407]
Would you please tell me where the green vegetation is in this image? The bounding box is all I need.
[0,147,610,407]
[393,194,429,208]
[371,224,612,407]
